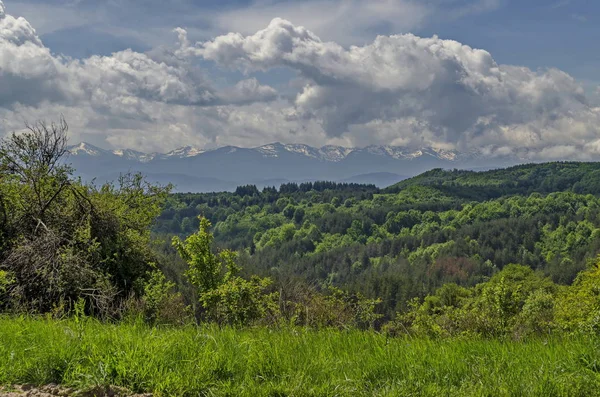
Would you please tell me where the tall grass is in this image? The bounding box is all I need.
[0,316,599,396]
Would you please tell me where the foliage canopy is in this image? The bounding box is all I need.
[0,119,170,315]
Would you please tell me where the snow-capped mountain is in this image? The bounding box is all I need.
[237,143,472,163]
[69,142,109,157]
[257,143,481,163]
[112,149,155,162]
[68,142,205,162]
[318,145,355,162]
[254,143,361,162]
[66,142,510,193]
[69,142,474,163]
[161,146,205,159]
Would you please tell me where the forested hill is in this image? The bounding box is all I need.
[154,162,600,318]
[3,122,600,335]
[385,162,600,199]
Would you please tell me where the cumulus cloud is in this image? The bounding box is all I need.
[213,0,502,47]
[1,1,600,160]
[0,4,70,106]
[0,1,280,151]
[213,0,428,46]
[0,7,216,108]
[197,18,600,157]
[217,78,278,105]
[73,50,217,106]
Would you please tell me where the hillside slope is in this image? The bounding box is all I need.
[385,162,600,199]
[155,162,600,317]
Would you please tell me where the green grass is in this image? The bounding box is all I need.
[1,317,599,396]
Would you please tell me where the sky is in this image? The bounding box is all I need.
[0,0,599,159]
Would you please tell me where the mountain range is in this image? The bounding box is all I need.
[66,142,518,192]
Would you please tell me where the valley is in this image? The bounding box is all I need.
[67,142,513,192]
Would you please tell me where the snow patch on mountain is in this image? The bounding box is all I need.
[283,144,320,159]
[69,142,106,157]
[318,146,355,162]
[162,146,205,159]
[431,148,457,161]
[112,149,156,162]
[256,143,282,158]
[69,142,476,163]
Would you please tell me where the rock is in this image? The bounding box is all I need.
[0,385,152,397]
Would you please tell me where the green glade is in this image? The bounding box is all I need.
[1,317,600,396]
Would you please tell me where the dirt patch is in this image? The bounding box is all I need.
[0,385,151,397]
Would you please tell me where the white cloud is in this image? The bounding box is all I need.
[0,7,222,108]
[5,0,503,50]
[5,1,97,36]
[551,0,572,9]
[73,50,217,106]
[213,0,430,46]
[0,8,70,106]
[197,18,600,158]
[218,78,278,105]
[0,5,215,107]
[213,0,503,47]
[1,2,600,161]
[0,1,280,152]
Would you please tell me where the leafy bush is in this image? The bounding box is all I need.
[0,270,14,307]
[173,217,277,326]
[0,119,170,315]
[389,265,559,338]
[136,267,191,325]
[555,261,600,333]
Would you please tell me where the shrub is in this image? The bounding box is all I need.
[555,261,600,334]
[389,265,558,338]
[173,217,278,326]
[0,270,14,307]
[0,118,170,315]
[140,267,192,325]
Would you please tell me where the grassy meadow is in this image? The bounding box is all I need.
[1,317,599,396]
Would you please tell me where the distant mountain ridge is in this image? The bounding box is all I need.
[68,142,477,163]
[69,142,205,162]
[66,142,517,192]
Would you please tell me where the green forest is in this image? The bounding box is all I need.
[153,161,600,335]
[1,122,600,395]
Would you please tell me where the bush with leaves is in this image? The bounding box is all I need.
[388,265,558,338]
[555,260,600,334]
[473,264,557,335]
[0,118,170,315]
[277,283,382,330]
[0,270,14,308]
[173,217,277,326]
[133,266,191,325]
